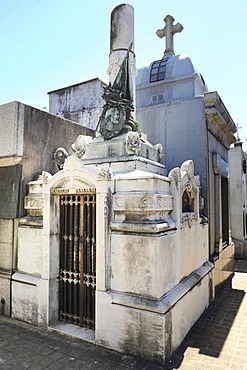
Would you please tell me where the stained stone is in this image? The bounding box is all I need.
[0,165,22,218]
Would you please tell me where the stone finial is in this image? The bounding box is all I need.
[156,15,183,55]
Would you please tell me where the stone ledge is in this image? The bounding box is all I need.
[19,217,43,227]
[108,261,214,314]
[0,269,12,279]
[111,221,176,233]
[12,272,40,286]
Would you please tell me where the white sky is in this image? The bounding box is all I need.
[1,0,247,148]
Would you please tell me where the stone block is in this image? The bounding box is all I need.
[0,219,13,244]
[111,231,179,298]
[0,101,24,158]
[0,165,22,218]
[180,223,208,278]
[95,290,166,364]
[96,264,213,365]
[11,272,48,326]
[171,272,212,351]
[0,243,12,270]
[0,271,11,316]
[18,227,43,276]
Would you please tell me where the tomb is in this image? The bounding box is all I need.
[10,6,213,364]
[1,3,242,365]
[136,14,237,291]
[229,139,247,259]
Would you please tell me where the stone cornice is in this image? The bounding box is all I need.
[0,156,22,167]
[204,91,237,149]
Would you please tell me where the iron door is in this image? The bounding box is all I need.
[59,193,96,329]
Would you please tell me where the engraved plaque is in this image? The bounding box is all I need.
[0,165,22,218]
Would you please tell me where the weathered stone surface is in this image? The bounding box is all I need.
[0,271,11,316]
[0,101,94,218]
[0,243,12,270]
[0,101,24,158]
[0,165,22,218]
[17,227,43,276]
[48,78,106,131]
[0,219,13,244]
[11,273,48,326]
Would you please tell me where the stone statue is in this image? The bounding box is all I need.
[97,44,140,140]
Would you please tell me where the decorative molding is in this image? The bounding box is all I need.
[97,164,112,180]
[154,143,164,163]
[109,261,214,313]
[24,197,44,210]
[168,167,181,182]
[53,147,68,170]
[51,177,70,190]
[125,131,141,155]
[113,194,173,211]
[0,156,22,167]
[71,135,88,159]
[38,171,52,184]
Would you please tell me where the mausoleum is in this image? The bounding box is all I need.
[0,3,240,366]
[136,14,237,291]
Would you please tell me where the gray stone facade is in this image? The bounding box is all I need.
[0,101,93,317]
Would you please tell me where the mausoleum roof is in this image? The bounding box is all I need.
[136,53,207,89]
[136,53,208,108]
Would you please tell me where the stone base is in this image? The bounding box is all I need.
[81,133,166,176]
[11,272,58,327]
[0,270,12,317]
[95,262,214,365]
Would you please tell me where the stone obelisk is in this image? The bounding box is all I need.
[108,4,136,108]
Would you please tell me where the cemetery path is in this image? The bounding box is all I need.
[0,260,246,370]
[166,259,247,370]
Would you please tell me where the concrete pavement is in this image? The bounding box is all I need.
[0,260,246,369]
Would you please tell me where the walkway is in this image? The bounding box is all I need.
[0,260,246,369]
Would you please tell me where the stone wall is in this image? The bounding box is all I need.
[0,100,94,317]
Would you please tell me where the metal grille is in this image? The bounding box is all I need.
[59,194,96,329]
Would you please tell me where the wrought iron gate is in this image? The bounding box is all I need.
[59,193,96,329]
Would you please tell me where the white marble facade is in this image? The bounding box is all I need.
[11,133,213,364]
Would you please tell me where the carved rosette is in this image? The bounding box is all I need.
[125,131,141,155]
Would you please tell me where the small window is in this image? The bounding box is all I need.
[150,56,169,83]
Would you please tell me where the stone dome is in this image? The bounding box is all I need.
[136,53,208,109]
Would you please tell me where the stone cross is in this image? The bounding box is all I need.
[156,15,183,55]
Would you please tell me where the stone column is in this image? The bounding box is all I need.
[108,4,136,106]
